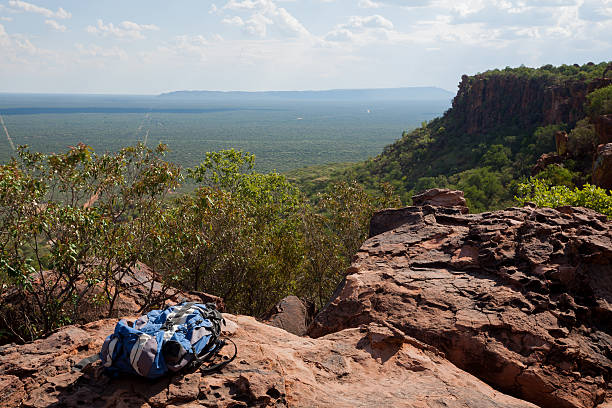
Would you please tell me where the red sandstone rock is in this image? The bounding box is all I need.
[263,295,315,336]
[0,314,536,408]
[531,152,565,175]
[593,143,612,189]
[452,74,611,135]
[311,205,612,408]
[594,114,612,145]
[411,188,469,213]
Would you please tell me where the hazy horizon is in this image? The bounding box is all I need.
[0,85,455,96]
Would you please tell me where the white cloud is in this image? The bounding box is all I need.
[358,0,381,8]
[143,34,215,63]
[0,16,13,22]
[325,15,395,43]
[244,13,272,36]
[347,15,394,29]
[8,0,71,19]
[359,0,432,8]
[45,19,66,32]
[0,23,9,46]
[86,20,159,40]
[221,0,310,38]
[75,43,128,60]
[579,0,612,21]
[222,16,245,26]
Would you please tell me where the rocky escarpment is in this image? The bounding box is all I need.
[451,72,610,135]
[311,196,612,408]
[1,189,611,407]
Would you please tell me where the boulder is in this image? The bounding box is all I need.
[0,315,535,407]
[263,296,315,336]
[411,188,468,213]
[370,189,468,238]
[311,205,612,408]
[531,152,564,176]
[593,143,612,189]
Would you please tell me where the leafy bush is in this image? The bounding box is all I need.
[515,178,612,216]
[0,143,181,342]
[1,144,401,342]
[157,150,401,314]
[535,164,577,188]
[568,119,598,158]
[154,149,304,316]
[587,84,612,117]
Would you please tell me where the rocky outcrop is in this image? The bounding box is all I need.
[593,143,612,189]
[531,152,565,176]
[412,188,469,213]
[263,295,315,336]
[311,204,612,408]
[0,314,535,407]
[451,74,611,134]
[370,189,468,237]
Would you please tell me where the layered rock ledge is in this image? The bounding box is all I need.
[311,203,612,408]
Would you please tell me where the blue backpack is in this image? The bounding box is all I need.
[93,302,236,379]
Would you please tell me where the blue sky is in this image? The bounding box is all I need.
[0,0,610,94]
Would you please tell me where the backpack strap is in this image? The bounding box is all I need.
[161,302,198,330]
[198,338,237,374]
[72,354,100,372]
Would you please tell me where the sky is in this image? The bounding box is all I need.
[0,0,611,94]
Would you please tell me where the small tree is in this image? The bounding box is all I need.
[0,143,181,342]
[155,149,305,316]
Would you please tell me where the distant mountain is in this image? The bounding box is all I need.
[158,87,454,101]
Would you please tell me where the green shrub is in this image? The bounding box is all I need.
[568,119,598,158]
[535,164,577,188]
[0,143,181,342]
[515,178,612,216]
[587,84,612,117]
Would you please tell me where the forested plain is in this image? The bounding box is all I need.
[0,94,451,173]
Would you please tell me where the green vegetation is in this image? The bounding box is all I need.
[2,62,611,344]
[478,62,610,82]
[0,99,450,173]
[0,143,181,341]
[0,145,398,343]
[516,178,612,217]
[586,84,612,116]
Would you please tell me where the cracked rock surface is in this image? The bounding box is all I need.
[310,204,612,408]
[0,314,534,407]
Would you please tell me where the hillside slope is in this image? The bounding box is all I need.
[294,62,612,211]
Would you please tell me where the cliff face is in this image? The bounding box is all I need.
[450,74,611,134]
